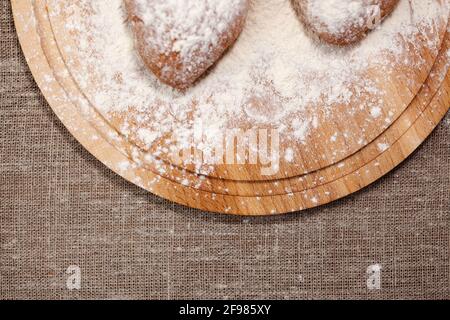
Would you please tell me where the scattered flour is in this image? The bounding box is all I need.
[304,0,385,37]
[47,0,448,171]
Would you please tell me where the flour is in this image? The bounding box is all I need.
[304,0,383,36]
[48,0,448,169]
[131,0,246,57]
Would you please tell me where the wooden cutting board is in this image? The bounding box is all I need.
[43,0,449,182]
[12,0,450,215]
[34,0,450,199]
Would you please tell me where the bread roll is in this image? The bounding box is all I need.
[125,0,249,89]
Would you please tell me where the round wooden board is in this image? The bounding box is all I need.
[33,0,450,198]
[44,0,449,182]
[31,0,450,196]
[12,0,450,215]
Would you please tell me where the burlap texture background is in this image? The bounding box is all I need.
[1,2,449,300]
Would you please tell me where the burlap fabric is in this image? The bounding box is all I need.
[1,2,449,300]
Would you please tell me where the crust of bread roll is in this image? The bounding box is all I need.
[292,0,400,46]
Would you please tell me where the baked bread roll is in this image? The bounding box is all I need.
[291,0,400,45]
[125,0,249,89]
